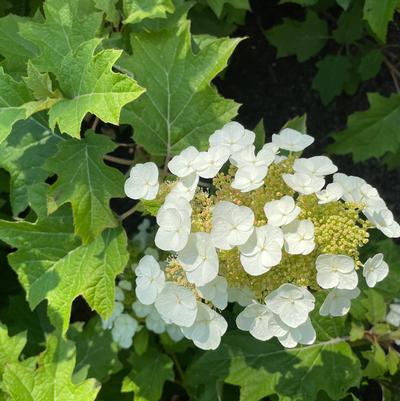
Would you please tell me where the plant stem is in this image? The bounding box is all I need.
[171,352,185,383]
[104,154,133,166]
[91,117,99,131]
[119,203,140,221]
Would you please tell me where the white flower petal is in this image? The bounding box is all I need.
[181,303,227,350]
[283,220,315,255]
[264,196,301,227]
[111,314,138,348]
[363,253,389,287]
[125,162,159,200]
[293,156,338,177]
[197,276,228,310]
[319,288,360,317]
[316,182,343,204]
[155,283,197,327]
[231,164,267,192]
[283,172,325,195]
[272,128,314,152]
[193,146,230,178]
[168,146,199,177]
[209,122,255,154]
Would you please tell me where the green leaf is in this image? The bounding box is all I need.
[387,347,400,375]
[265,11,328,62]
[206,0,250,18]
[0,208,129,333]
[123,0,175,24]
[313,55,352,105]
[45,131,125,243]
[358,49,383,81]
[283,114,307,133]
[186,332,361,401]
[0,15,37,76]
[48,39,145,137]
[95,0,120,26]
[133,328,150,356]
[3,335,100,401]
[362,342,388,378]
[120,20,241,156]
[363,0,397,41]
[329,93,400,161]
[0,116,62,218]
[122,348,174,401]
[360,289,387,323]
[68,317,122,382]
[336,0,351,10]
[0,68,37,144]
[18,0,103,74]
[19,0,145,137]
[333,4,363,44]
[279,0,318,5]
[253,119,265,151]
[0,323,26,377]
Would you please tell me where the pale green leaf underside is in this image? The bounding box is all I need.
[123,0,175,24]
[120,21,241,156]
[0,208,129,333]
[45,131,125,243]
[329,93,400,161]
[3,335,100,401]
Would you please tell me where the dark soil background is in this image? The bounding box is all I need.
[215,0,400,221]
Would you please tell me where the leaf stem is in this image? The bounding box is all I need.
[383,56,400,93]
[104,154,133,166]
[171,352,185,383]
[119,203,140,221]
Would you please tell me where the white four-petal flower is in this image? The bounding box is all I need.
[178,232,219,286]
[265,283,315,328]
[111,314,138,348]
[274,316,316,348]
[272,128,314,152]
[387,303,400,327]
[193,146,230,178]
[364,208,400,238]
[363,253,389,287]
[168,146,199,177]
[135,255,165,305]
[209,121,255,154]
[316,254,358,290]
[124,162,159,200]
[264,195,300,227]
[181,303,227,350]
[316,183,343,204]
[169,173,199,201]
[293,156,338,176]
[155,282,197,327]
[211,201,255,250]
[283,172,325,195]
[231,164,268,192]
[239,225,284,275]
[197,276,228,310]
[155,197,192,251]
[283,220,315,255]
[319,288,360,317]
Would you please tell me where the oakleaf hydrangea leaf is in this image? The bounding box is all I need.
[45,131,125,243]
[265,11,328,62]
[18,0,103,74]
[186,332,361,401]
[123,0,175,24]
[329,93,400,161]
[3,335,100,401]
[47,38,145,137]
[120,20,241,156]
[206,0,250,18]
[122,348,174,401]
[363,0,397,41]
[312,55,352,105]
[0,115,62,218]
[95,0,120,26]
[0,323,26,377]
[0,207,129,333]
[68,317,122,382]
[0,68,37,144]
[0,14,37,76]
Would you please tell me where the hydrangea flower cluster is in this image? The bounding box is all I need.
[124,122,399,350]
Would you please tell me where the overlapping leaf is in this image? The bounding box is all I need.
[329,93,400,161]
[17,0,145,137]
[0,115,62,217]
[0,207,129,333]
[3,335,100,401]
[120,20,241,156]
[123,0,175,24]
[363,0,397,41]
[186,330,361,401]
[122,348,174,401]
[0,323,26,377]
[45,131,125,243]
